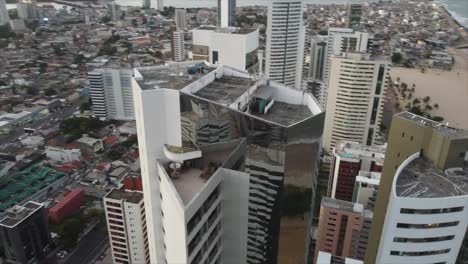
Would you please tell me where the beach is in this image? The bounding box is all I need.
[391,48,468,130]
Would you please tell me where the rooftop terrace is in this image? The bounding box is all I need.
[334,140,386,163]
[398,111,468,139]
[194,76,254,105]
[136,62,215,90]
[321,197,373,219]
[396,156,468,198]
[106,188,143,204]
[0,201,42,228]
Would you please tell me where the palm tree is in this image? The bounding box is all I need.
[423,96,431,104]
[413,98,420,105]
[433,103,439,109]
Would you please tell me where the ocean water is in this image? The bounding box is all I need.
[437,0,468,28]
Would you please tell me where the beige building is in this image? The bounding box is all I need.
[322,53,390,153]
[315,197,372,263]
[366,112,468,264]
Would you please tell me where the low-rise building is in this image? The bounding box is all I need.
[77,134,104,154]
[46,146,81,162]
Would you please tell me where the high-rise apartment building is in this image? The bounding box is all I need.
[171,30,185,62]
[146,0,162,10]
[88,66,135,120]
[175,8,187,31]
[133,61,324,264]
[347,4,363,29]
[17,0,38,19]
[316,251,363,264]
[366,112,468,264]
[104,188,149,264]
[315,198,372,262]
[109,3,120,22]
[0,202,53,264]
[217,0,236,27]
[265,0,305,89]
[328,140,385,202]
[192,27,259,71]
[352,171,380,210]
[308,35,328,82]
[322,53,390,152]
[0,0,9,24]
[320,28,373,107]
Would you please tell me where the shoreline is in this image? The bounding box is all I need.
[439,4,468,32]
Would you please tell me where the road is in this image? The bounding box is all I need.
[0,98,86,145]
[63,224,108,264]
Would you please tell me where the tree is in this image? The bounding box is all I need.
[423,96,431,104]
[131,19,138,27]
[0,24,15,39]
[154,50,163,59]
[39,62,48,74]
[45,87,57,96]
[413,98,420,106]
[54,46,64,56]
[142,16,148,25]
[73,54,85,64]
[80,102,91,113]
[433,103,439,109]
[391,52,403,64]
[26,87,38,95]
[57,217,86,249]
[101,16,111,23]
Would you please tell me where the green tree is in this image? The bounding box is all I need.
[80,102,91,113]
[73,54,85,64]
[39,62,48,74]
[101,16,111,23]
[45,87,57,96]
[58,217,86,249]
[26,87,38,95]
[423,96,431,104]
[433,103,439,109]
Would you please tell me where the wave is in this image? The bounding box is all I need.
[435,0,468,28]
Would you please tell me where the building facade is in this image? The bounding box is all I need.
[17,0,38,19]
[347,4,363,29]
[353,171,380,210]
[45,146,82,162]
[316,251,363,264]
[322,53,390,152]
[308,35,328,82]
[175,8,187,31]
[0,202,53,264]
[104,188,149,264]
[171,30,185,62]
[315,198,372,262]
[366,112,468,264]
[88,68,135,120]
[265,0,305,89]
[133,61,324,264]
[217,0,236,27]
[192,27,259,72]
[328,140,385,202]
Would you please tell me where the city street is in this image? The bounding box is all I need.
[63,223,108,264]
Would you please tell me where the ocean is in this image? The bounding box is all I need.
[6,0,468,28]
[436,0,468,28]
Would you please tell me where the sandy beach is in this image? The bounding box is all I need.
[390,48,468,130]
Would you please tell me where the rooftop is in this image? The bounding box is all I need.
[0,201,42,228]
[194,76,254,105]
[397,112,468,139]
[136,61,215,90]
[251,101,312,127]
[334,140,386,163]
[105,188,143,204]
[195,26,257,35]
[396,156,468,198]
[321,197,373,219]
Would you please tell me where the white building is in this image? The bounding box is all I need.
[0,0,9,24]
[217,0,236,27]
[175,9,187,31]
[104,188,149,264]
[133,61,324,264]
[353,171,381,210]
[17,0,38,19]
[45,146,81,163]
[317,251,363,264]
[308,35,328,82]
[172,30,185,62]
[109,3,120,22]
[21,135,44,148]
[320,28,373,107]
[88,68,135,120]
[265,0,305,89]
[375,151,468,264]
[192,27,259,71]
[322,53,390,152]
[9,19,27,33]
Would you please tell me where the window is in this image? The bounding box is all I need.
[400,207,464,214]
[390,249,450,256]
[393,235,455,243]
[396,221,459,229]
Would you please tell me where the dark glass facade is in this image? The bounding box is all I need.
[179,93,324,263]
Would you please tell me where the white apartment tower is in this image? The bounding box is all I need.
[320,28,373,107]
[0,0,9,24]
[192,27,259,71]
[175,9,187,31]
[322,53,390,152]
[88,68,135,120]
[104,188,149,264]
[172,30,185,62]
[217,0,236,28]
[17,0,38,19]
[133,61,324,264]
[265,0,305,89]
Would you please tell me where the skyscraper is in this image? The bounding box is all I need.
[265,0,305,89]
[17,0,39,19]
[365,112,468,264]
[347,4,363,29]
[320,28,373,107]
[109,3,120,22]
[217,0,236,28]
[175,8,187,31]
[0,202,53,264]
[0,0,9,24]
[315,198,372,262]
[133,61,324,264]
[88,65,135,121]
[322,53,390,152]
[171,30,185,62]
[104,188,149,264]
[308,35,328,82]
